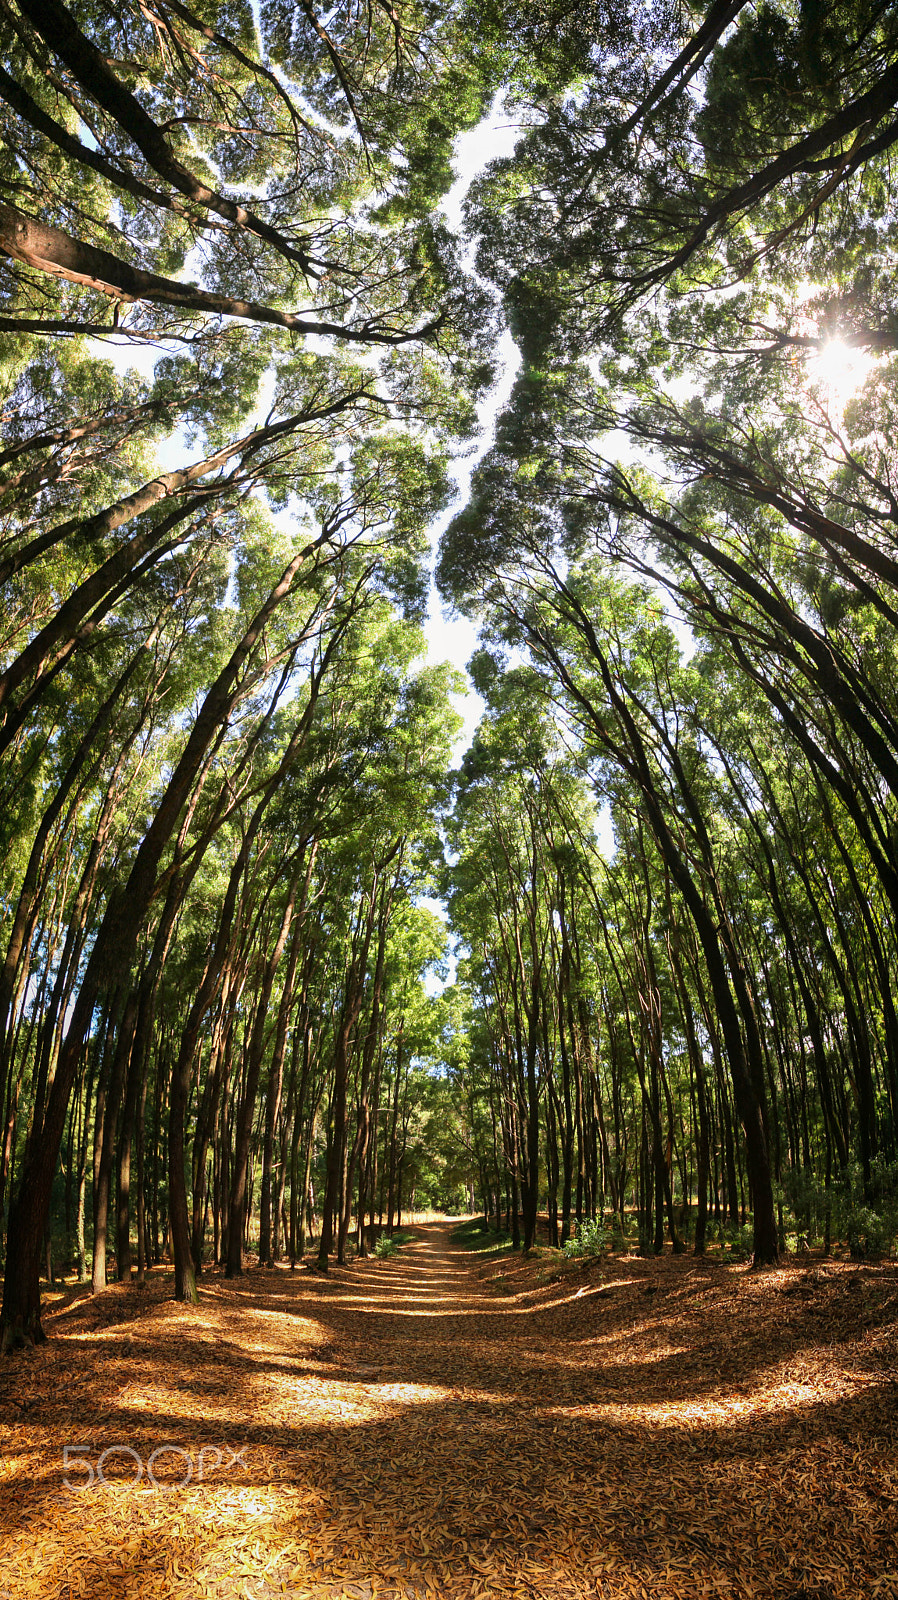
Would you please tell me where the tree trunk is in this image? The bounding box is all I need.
[227,877,300,1276]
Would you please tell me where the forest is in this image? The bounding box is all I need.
[1,1,898,1593]
[3,0,898,1321]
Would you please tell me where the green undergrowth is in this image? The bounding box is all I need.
[373,1230,416,1258]
[451,1217,514,1255]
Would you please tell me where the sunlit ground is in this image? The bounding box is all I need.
[1,1227,896,1599]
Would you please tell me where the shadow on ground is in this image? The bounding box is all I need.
[1,1224,896,1600]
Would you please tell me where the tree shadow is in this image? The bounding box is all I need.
[1,1225,895,1600]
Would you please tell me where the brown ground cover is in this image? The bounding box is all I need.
[0,1223,896,1600]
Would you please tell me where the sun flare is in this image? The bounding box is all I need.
[809,336,873,413]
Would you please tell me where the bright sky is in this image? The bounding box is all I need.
[417,106,524,756]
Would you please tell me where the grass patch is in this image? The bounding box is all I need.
[536,1252,607,1286]
[451,1217,514,1255]
[373,1229,416,1258]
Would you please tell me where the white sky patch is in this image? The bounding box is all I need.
[85,334,164,383]
[417,105,525,757]
[441,105,524,240]
[594,799,615,858]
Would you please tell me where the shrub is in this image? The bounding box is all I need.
[719,1222,754,1262]
[832,1159,898,1259]
[563,1218,607,1259]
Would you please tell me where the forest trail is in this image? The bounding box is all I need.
[1,1225,897,1600]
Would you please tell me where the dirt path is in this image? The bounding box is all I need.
[1,1223,897,1599]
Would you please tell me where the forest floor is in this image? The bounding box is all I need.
[1,1224,897,1600]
